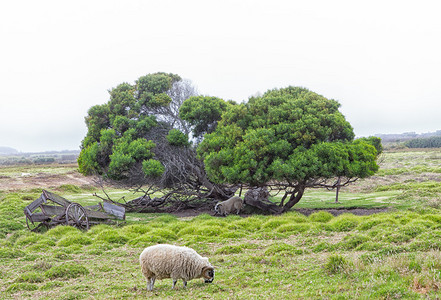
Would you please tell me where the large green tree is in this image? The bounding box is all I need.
[197,86,380,213]
[78,73,233,209]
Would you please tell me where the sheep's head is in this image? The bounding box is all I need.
[202,266,214,283]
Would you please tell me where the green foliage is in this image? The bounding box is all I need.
[166,129,190,146]
[405,136,441,148]
[198,86,379,208]
[142,159,165,178]
[78,72,179,182]
[180,95,230,138]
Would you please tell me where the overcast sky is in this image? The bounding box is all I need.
[1,0,440,152]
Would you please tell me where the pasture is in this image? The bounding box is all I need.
[1,149,441,299]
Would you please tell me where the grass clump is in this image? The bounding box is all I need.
[215,245,243,254]
[95,229,129,245]
[276,223,311,234]
[45,263,89,279]
[264,243,303,256]
[309,211,334,223]
[329,214,359,231]
[324,254,348,274]
[57,235,93,247]
[0,247,25,259]
[6,282,38,292]
[15,272,45,283]
[58,184,82,193]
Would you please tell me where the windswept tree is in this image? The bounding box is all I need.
[197,87,381,213]
[78,73,233,209]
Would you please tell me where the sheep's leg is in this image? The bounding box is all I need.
[172,279,177,289]
[183,280,187,288]
[147,277,155,291]
[150,277,155,290]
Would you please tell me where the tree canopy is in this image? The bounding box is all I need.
[78,74,380,213]
[197,87,380,212]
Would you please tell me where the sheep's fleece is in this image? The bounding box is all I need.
[140,244,214,290]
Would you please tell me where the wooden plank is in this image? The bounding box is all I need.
[83,208,113,219]
[24,195,46,215]
[42,190,72,207]
[41,204,65,216]
[103,202,125,220]
[29,213,50,222]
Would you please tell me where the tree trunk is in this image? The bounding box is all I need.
[243,187,281,214]
[281,186,305,213]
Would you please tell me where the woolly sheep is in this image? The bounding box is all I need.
[139,244,214,291]
[214,196,244,216]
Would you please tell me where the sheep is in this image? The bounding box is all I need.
[214,196,244,216]
[139,244,214,291]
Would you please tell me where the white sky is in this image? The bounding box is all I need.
[1,0,440,152]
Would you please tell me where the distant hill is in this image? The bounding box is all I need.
[375,130,441,144]
[0,147,19,155]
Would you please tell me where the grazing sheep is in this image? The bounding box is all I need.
[139,244,214,291]
[214,196,244,216]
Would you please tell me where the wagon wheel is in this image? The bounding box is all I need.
[65,203,89,230]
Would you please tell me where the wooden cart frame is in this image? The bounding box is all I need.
[24,190,125,231]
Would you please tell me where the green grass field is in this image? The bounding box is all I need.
[1,149,441,299]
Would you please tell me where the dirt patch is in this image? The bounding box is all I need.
[0,170,97,192]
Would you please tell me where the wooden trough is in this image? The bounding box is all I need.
[24,190,125,231]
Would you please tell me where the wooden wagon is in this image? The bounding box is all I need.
[24,190,125,231]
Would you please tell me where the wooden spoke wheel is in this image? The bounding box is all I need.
[65,203,89,230]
